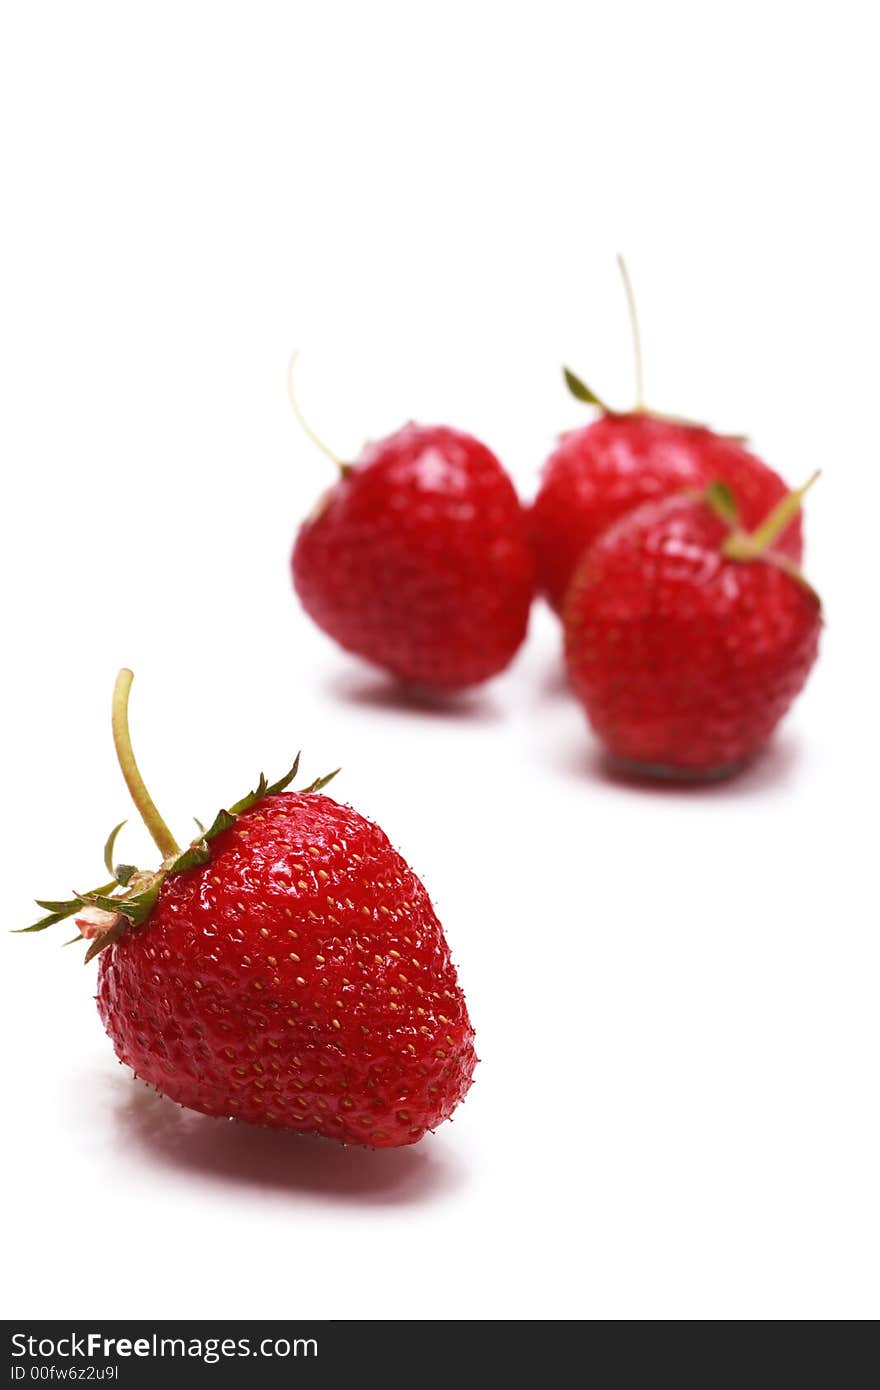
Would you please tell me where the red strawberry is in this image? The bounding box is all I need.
[22,671,477,1148]
[289,361,535,689]
[531,413,802,613]
[563,478,822,778]
[529,258,803,612]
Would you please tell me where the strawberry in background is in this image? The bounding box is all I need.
[530,259,803,613]
[290,358,535,690]
[563,477,821,780]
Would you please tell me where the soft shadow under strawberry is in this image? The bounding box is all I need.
[323,667,505,723]
[110,1080,467,1206]
[590,732,805,797]
[540,727,805,798]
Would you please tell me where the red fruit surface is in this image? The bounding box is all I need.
[292,424,535,689]
[530,414,803,612]
[563,494,821,777]
[97,792,476,1148]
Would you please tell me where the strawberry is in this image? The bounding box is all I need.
[529,259,802,612]
[21,671,477,1148]
[563,478,822,778]
[531,413,802,613]
[288,360,535,689]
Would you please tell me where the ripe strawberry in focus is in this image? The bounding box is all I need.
[21,672,477,1148]
[529,259,803,612]
[99,793,475,1148]
[289,360,535,689]
[563,478,822,779]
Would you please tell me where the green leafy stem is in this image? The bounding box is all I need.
[18,671,340,962]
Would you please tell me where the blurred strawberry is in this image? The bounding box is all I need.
[563,477,821,778]
[289,361,534,689]
[530,259,803,611]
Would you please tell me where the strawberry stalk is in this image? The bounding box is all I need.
[111,668,180,859]
[19,670,339,952]
[562,257,745,440]
[708,472,822,603]
[722,471,821,562]
[286,351,350,476]
[562,256,639,414]
[616,253,645,411]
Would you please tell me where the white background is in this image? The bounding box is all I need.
[1,1,877,1321]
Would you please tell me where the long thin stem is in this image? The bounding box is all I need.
[746,470,821,553]
[111,670,180,859]
[617,254,645,410]
[286,352,347,472]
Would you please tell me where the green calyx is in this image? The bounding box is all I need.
[17,669,340,961]
[705,472,822,602]
[563,366,616,415]
[562,255,746,442]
